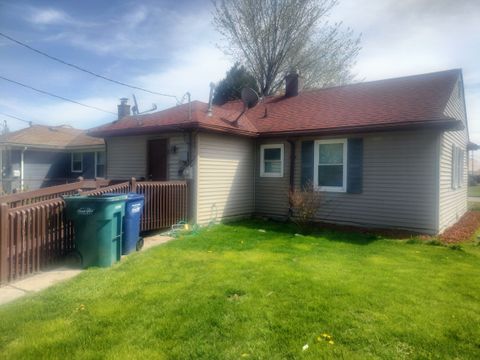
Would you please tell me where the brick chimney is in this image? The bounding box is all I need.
[285,71,303,98]
[117,98,131,119]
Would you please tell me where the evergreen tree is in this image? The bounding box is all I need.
[213,63,259,105]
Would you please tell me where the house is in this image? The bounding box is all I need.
[89,69,468,235]
[0,125,105,193]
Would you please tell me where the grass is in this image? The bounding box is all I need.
[468,185,480,197]
[1,220,480,359]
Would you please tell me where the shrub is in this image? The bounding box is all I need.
[288,182,322,231]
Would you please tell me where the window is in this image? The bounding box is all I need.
[452,145,465,189]
[71,153,83,173]
[260,144,284,177]
[95,151,106,178]
[314,139,347,192]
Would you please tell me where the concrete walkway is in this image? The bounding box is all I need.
[0,234,173,306]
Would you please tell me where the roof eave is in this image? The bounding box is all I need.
[257,118,462,138]
[0,142,104,151]
[89,122,258,138]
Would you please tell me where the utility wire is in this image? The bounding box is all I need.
[0,75,116,115]
[0,112,33,125]
[0,31,178,100]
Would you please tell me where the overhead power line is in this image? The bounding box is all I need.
[0,112,34,125]
[0,31,178,100]
[0,75,116,115]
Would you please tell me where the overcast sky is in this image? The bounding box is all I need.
[0,0,479,144]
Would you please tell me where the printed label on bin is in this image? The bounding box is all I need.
[131,203,142,214]
[77,207,95,215]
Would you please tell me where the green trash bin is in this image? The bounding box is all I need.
[64,194,127,268]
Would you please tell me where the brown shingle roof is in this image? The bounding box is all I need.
[0,125,104,150]
[89,69,463,138]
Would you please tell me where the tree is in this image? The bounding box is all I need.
[213,63,259,105]
[212,0,361,96]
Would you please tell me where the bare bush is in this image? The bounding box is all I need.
[289,182,322,230]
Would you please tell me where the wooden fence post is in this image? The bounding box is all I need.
[131,177,137,193]
[0,203,9,284]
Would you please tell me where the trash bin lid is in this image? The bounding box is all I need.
[127,192,145,201]
[64,194,128,202]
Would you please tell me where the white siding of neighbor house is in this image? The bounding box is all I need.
[438,77,468,233]
[256,130,441,233]
[196,132,254,224]
[105,133,188,180]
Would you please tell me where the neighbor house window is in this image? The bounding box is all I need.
[260,144,284,177]
[95,151,106,178]
[452,145,465,189]
[314,139,347,192]
[71,153,83,173]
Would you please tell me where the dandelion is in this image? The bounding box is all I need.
[328,340,334,345]
[302,344,309,351]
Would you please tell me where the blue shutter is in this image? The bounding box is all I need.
[347,138,363,194]
[301,141,314,189]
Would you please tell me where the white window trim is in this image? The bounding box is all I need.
[94,151,106,178]
[71,152,83,173]
[314,139,347,192]
[260,144,284,177]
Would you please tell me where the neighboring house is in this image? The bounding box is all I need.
[0,125,105,193]
[90,69,468,234]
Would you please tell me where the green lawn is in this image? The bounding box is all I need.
[1,220,479,359]
[468,185,480,197]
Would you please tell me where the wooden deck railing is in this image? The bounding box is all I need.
[135,181,188,231]
[0,178,108,208]
[0,179,188,284]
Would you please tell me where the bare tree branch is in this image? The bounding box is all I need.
[212,0,361,96]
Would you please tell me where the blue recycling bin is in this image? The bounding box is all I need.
[102,192,145,255]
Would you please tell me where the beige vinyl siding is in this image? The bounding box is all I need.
[196,132,254,224]
[271,130,439,233]
[106,133,188,180]
[438,130,467,232]
[438,75,468,232]
[255,140,291,218]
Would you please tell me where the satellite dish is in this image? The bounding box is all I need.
[241,88,259,109]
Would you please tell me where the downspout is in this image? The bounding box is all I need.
[20,146,27,191]
[288,140,296,191]
[287,139,296,219]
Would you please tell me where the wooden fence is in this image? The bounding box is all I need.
[0,179,188,284]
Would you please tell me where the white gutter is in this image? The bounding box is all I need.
[20,146,27,191]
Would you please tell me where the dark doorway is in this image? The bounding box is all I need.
[147,139,168,181]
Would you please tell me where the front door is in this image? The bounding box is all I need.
[147,139,168,181]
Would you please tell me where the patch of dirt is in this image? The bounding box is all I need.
[439,211,480,244]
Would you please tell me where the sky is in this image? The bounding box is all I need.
[0,0,479,145]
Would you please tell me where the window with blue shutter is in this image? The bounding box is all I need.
[301,138,363,193]
[301,141,314,188]
[347,138,363,194]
